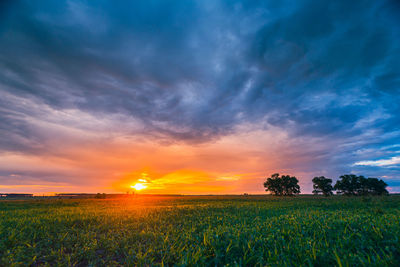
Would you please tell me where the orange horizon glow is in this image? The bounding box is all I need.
[130,183,147,191]
[0,125,323,194]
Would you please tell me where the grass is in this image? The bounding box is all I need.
[0,195,399,266]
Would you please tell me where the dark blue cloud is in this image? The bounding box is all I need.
[0,0,399,190]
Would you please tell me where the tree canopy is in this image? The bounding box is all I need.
[262,173,389,196]
[334,174,388,196]
[312,176,333,196]
[264,173,300,196]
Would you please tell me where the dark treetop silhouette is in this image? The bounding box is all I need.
[312,176,334,196]
[263,173,389,196]
[263,173,300,196]
[334,174,388,196]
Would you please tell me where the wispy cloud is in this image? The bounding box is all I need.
[354,156,400,167]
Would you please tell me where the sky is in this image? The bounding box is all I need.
[0,0,399,194]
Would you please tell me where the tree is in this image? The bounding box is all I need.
[334,174,360,195]
[312,176,333,196]
[358,177,388,196]
[263,173,300,196]
[95,193,107,199]
[334,174,388,196]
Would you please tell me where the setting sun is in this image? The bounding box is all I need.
[130,183,147,191]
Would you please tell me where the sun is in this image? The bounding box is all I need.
[130,183,147,191]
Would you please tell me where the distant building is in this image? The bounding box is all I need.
[0,193,34,198]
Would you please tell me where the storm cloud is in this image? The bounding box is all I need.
[0,0,399,193]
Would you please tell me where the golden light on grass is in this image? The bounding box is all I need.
[130,183,147,191]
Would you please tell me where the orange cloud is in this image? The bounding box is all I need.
[0,122,333,194]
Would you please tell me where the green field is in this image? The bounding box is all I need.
[1,196,399,266]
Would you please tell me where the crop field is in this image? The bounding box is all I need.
[1,195,399,266]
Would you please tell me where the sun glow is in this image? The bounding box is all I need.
[131,183,147,191]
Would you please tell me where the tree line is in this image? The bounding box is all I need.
[263,173,389,196]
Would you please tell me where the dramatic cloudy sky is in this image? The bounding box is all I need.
[0,0,399,194]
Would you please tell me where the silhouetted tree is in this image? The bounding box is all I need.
[264,173,300,196]
[334,174,388,196]
[334,174,360,195]
[358,177,388,195]
[312,176,333,196]
[95,193,107,199]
